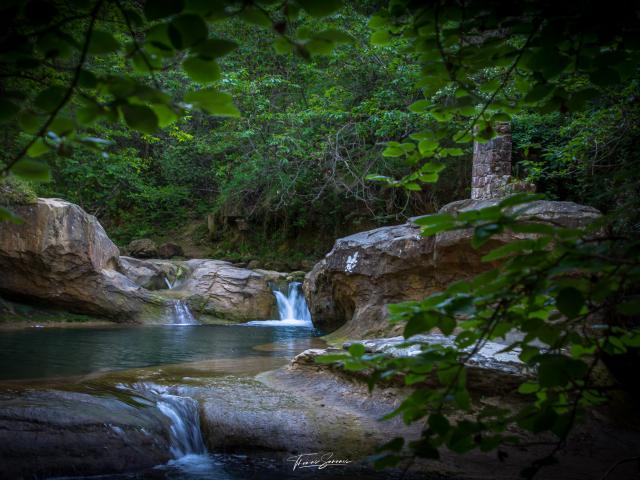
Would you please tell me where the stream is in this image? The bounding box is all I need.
[0,283,359,479]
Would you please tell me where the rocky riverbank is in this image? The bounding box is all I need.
[303,198,601,340]
[0,197,296,324]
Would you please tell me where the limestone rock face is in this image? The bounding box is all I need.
[174,260,288,321]
[0,198,161,319]
[303,199,601,338]
[127,238,158,258]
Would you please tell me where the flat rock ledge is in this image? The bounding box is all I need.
[294,333,528,395]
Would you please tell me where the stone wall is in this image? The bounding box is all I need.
[471,123,513,199]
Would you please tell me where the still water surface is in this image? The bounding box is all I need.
[0,324,321,381]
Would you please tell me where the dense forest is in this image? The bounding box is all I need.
[1,1,639,479]
[3,1,638,266]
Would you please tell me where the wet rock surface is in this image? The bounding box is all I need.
[304,199,601,339]
[0,389,171,478]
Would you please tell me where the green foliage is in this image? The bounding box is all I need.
[364,0,640,191]
[0,0,362,217]
[512,80,640,232]
[35,4,467,245]
[320,194,640,477]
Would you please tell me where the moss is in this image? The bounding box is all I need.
[0,176,38,206]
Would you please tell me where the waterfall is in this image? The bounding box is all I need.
[247,282,313,327]
[164,277,198,325]
[274,282,312,323]
[156,393,207,458]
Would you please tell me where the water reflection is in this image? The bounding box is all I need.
[0,324,321,382]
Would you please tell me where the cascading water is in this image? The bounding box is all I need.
[247,282,313,327]
[156,393,207,458]
[164,277,198,325]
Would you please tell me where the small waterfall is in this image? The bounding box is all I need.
[247,282,313,327]
[164,277,198,325]
[156,393,207,458]
[274,282,312,323]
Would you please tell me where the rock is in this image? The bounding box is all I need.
[342,333,528,394]
[247,259,261,269]
[299,259,316,271]
[118,256,179,290]
[0,198,163,320]
[174,260,287,321]
[0,389,171,478]
[304,199,601,339]
[157,242,183,259]
[127,238,158,258]
[196,371,421,459]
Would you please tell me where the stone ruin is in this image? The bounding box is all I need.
[471,122,514,199]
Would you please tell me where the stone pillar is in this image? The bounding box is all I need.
[471,123,512,200]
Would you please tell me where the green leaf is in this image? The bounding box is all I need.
[144,0,185,20]
[314,353,349,364]
[120,104,159,134]
[517,382,539,394]
[418,139,438,154]
[313,29,353,43]
[34,86,67,113]
[428,413,450,435]
[185,88,240,117]
[239,7,271,27]
[26,138,51,157]
[297,0,342,17]
[382,146,404,157]
[0,207,24,224]
[371,31,391,45]
[471,223,503,248]
[481,239,537,262]
[88,30,120,54]
[348,343,366,357]
[151,104,179,127]
[182,56,221,83]
[555,287,584,319]
[537,355,588,388]
[524,83,553,104]
[409,100,429,113]
[0,99,20,122]
[377,437,404,452]
[169,14,208,49]
[191,38,238,58]
[11,158,51,182]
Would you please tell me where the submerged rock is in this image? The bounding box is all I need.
[304,199,601,339]
[0,389,171,478]
[0,198,164,320]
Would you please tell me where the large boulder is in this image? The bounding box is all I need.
[0,198,163,320]
[127,238,158,258]
[118,256,180,290]
[0,389,171,478]
[173,260,288,321]
[304,199,601,339]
